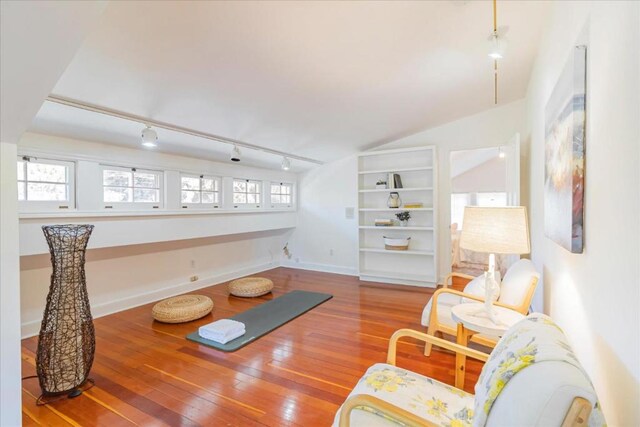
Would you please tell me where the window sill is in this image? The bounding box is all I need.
[19,207,296,220]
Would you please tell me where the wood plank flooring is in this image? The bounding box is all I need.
[21,267,483,426]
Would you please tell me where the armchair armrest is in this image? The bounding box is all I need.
[430,288,520,319]
[339,393,436,427]
[387,328,489,366]
[443,272,475,288]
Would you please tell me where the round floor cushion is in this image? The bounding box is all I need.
[152,294,213,323]
[228,277,274,297]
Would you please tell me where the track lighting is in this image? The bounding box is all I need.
[281,156,291,171]
[230,145,241,162]
[141,125,158,148]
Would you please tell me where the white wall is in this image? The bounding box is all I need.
[452,157,506,193]
[288,100,525,281]
[524,1,639,425]
[18,133,297,337]
[284,155,359,275]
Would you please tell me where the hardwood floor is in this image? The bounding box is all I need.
[21,267,483,426]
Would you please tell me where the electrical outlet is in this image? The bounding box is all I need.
[190,275,198,282]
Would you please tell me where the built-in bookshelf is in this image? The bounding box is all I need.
[357,146,437,287]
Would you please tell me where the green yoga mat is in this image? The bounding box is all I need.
[186,290,332,352]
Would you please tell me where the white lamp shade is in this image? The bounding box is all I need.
[460,206,530,254]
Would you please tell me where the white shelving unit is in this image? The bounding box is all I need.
[357,146,438,287]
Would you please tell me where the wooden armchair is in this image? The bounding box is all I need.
[334,315,602,427]
[422,259,540,355]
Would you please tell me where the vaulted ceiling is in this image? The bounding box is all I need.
[28,1,550,170]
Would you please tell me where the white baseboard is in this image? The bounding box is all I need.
[280,260,358,276]
[20,261,278,339]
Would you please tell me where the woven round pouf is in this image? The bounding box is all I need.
[228,277,274,298]
[152,295,213,323]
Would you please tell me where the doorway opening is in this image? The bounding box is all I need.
[449,138,519,278]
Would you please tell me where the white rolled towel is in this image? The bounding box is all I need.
[199,319,245,344]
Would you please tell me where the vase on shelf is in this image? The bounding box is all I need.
[387,192,402,208]
[36,224,95,402]
[401,220,409,227]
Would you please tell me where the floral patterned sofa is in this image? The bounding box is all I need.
[333,314,604,427]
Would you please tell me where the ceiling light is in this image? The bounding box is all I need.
[281,156,291,171]
[141,125,158,148]
[230,145,241,162]
[488,31,507,60]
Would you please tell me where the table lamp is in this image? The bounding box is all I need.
[459,206,530,322]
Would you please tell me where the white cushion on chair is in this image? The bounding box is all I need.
[421,292,461,326]
[332,363,475,427]
[498,259,539,307]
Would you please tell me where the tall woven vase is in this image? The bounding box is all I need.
[37,224,95,400]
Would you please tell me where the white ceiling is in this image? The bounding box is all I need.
[28,1,550,170]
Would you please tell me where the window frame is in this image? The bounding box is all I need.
[269,182,293,208]
[100,164,164,210]
[232,178,262,209]
[179,173,221,209]
[17,156,76,212]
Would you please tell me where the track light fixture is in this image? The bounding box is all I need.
[281,156,291,171]
[141,125,158,148]
[230,145,241,162]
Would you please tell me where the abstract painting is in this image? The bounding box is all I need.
[544,45,587,253]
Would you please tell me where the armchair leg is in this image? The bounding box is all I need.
[423,324,436,356]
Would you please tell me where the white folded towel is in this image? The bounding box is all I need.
[200,328,245,344]
[199,319,245,344]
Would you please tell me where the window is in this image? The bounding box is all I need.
[233,179,261,207]
[17,156,75,210]
[181,174,220,207]
[270,182,293,207]
[102,165,162,208]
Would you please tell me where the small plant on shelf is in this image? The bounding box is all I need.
[395,211,411,226]
[376,179,387,189]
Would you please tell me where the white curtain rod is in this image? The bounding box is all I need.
[45,94,324,165]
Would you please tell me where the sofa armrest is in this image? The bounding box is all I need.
[387,328,489,366]
[339,393,436,427]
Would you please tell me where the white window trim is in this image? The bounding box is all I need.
[17,156,76,212]
[101,164,164,210]
[269,181,293,209]
[180,173,221,209]
[232,178,262,209]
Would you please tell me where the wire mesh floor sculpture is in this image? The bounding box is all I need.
[36,224,95,404]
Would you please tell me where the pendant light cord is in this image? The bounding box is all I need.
[493,0,498,105]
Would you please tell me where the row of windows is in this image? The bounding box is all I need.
[17,157,293,211]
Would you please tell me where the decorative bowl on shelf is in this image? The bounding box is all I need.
[383,236,410,251]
